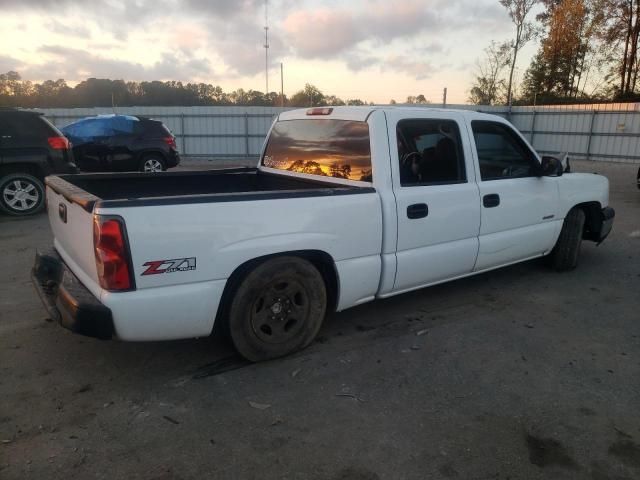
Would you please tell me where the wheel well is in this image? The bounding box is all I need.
[213,250,339,335]
[0,163,45,180]
[574,201,602,242]
[138,150,167,163]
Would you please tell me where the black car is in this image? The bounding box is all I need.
[0,109,77,216]
[61,115,180,173]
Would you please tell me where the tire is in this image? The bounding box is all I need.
[228,256,327,362]
[0,173,45,216]
[548,208,586,271]
[139,155,166,173]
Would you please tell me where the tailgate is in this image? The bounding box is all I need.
[45,177,102,298]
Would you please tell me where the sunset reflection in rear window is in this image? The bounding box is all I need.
[262,119,372,182]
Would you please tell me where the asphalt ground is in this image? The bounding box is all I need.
[0,159,639,480]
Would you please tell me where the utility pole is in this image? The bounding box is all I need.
[264,0,269,94]
[280,62,284,107]
[442,87,447,108]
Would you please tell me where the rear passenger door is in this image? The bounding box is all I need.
[388,112,481,293]
[470,120,560,271]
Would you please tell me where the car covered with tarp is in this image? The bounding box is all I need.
[61,115,180,172]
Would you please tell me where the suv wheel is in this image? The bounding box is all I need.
[0,173,45,216]
[140,155,166,173]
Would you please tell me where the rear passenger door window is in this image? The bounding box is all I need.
[471,121,538,180]
[389,114,481,293]
[397,119,466,186]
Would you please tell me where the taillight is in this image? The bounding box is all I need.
[48,136,70,150]
[163,136,177,149]
[93,215,134,291]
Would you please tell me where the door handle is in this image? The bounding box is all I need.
[483,194,500,208]
[407,203,428,219]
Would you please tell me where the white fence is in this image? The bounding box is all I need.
[36,104,640,164]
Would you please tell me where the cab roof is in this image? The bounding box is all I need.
[277,105,505,123]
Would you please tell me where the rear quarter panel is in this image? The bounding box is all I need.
[97,190,383,319]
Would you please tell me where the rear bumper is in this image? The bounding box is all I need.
[167,151,180,168]
[31,248,114,339]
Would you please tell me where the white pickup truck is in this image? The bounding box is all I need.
[32,106,615,361]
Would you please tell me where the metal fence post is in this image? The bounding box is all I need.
[530,109,537,146]
[585,110,597,161]
[180,113,186,155]
[244,113,250,156]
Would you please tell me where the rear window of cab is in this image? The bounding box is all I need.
[262,119,372,182]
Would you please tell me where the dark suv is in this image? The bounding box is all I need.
[0,109,77,216]
[61,115,180,173]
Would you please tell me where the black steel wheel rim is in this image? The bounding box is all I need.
[249,278,311,344]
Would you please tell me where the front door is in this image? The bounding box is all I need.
[388,112,481,293]
[470,120,560,271]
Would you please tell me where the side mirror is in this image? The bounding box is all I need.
[540,156,563,177]
[560,153,571,173]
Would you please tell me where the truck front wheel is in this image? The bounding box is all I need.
[548,208,586,271]
[228,257,327,362]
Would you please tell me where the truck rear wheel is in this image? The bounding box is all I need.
[548,208,586,271]
[228,256,327,362]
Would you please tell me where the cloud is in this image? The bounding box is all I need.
[22,45,213,82]
[282,1,440,59]
[46,19,91,38]
[0,55,22,73]
[345,52,379,72]
[282,9,361,58]
[0,0,511,94]
[384,55,438,81]
[183,0,264,18]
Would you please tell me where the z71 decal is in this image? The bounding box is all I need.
[142,257,196,276]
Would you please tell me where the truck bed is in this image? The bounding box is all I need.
[46,168,374,211]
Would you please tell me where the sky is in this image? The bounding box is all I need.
[0,0,542,104]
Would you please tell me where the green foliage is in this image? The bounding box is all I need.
[0,74,371,108]
[404,94,430,104]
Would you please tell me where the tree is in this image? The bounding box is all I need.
[600,0,640,97]
[0,72,375,108]
[469,41,512,104]
[500,0,537,106]
[304,83,324,106]
[522,0,609,102]
[288,90,309,107]
[288,84,325,107]
[404,95,430,104]
[324,95,346,106]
